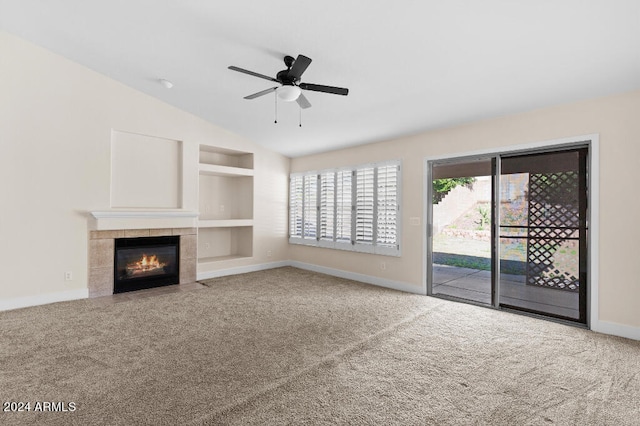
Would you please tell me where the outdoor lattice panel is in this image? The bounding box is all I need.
[526,172,580,292]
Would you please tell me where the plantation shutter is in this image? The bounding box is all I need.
[335,170,352,243]
[289,175,303,238]
[302,174,317,239]
[289,161,400,255]
[319,172,335,240]
[376,164,398,246]
[355,167,375,244]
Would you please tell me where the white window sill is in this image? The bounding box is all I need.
[289,238,400,257]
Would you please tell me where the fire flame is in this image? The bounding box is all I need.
[127,254,167,274]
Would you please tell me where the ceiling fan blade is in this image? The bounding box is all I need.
[228,66,278,83]
[296,93,312,109]
[244,87,278,99]
[299,83,348,96]
[287,55,312,80]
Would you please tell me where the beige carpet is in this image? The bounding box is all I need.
[1,267,638,425]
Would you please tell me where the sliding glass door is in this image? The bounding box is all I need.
[428,146,588,324]
[498,149,587,322]
[431,158,494,305]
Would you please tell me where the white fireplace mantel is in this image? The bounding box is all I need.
[90,210,198,230]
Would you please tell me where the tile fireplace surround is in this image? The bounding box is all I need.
[88,228,197,297]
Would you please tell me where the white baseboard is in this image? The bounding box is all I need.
[289,261,424,295]
[196,261,290,281]
[197,260,423,295]
[591,319,640,341]
[0,288,89,312]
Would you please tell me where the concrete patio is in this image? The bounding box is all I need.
[432,264,579,319]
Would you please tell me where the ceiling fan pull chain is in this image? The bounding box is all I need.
[299,104,302,127]
[274,90,278,124]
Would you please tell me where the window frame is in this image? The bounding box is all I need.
[288,160,401,257]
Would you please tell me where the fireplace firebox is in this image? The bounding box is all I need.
[114,236,180,294]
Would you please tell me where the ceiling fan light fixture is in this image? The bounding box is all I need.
[277,85,301,102]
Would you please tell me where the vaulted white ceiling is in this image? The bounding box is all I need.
[2,1,639,157]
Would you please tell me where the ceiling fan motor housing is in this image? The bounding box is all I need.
[277,69,298,85]
[277,55,303,85]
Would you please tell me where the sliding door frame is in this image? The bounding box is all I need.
[423,134,599,329]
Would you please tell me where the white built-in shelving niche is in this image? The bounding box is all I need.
[198,145,254,264]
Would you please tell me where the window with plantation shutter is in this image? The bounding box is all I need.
[289,175,303,238]
[376,164,398,247]
[335,170,352,244]
[302,174,317,239]
[289,160,401,255]
[319,172,335,241]
[355,167,375,245]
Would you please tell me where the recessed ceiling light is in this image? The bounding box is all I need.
[159,78,173,89]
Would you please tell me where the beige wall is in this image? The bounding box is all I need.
[0,32,289,301]
[291,89,640,329]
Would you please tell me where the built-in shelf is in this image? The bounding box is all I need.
[197,145,254,266]
[198,219,254,228]
[198,163,254,177]
[197,226,253,261]
[199,145,254,169]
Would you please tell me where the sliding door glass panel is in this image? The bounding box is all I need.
[431,158,493,305]
[499,149,587,322]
